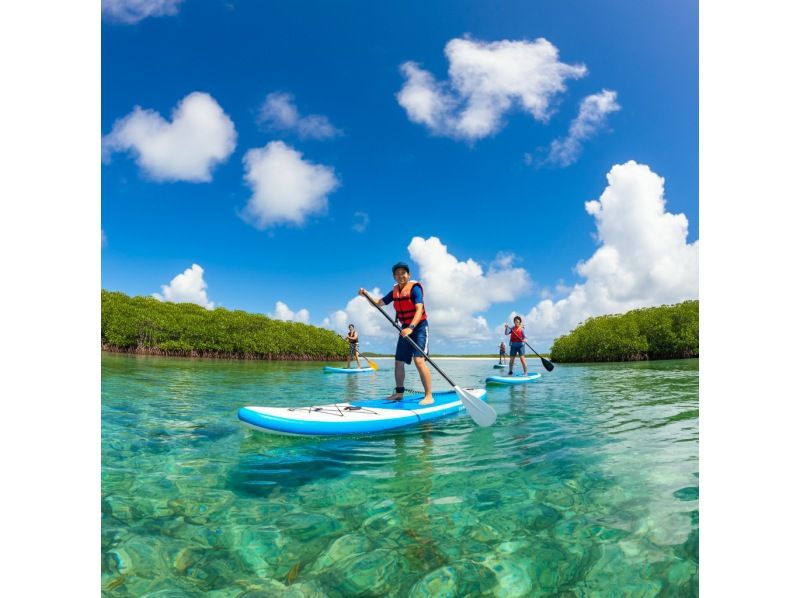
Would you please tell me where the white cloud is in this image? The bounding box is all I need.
[241,141,339,228]
[102,92,237,182]
[521,161,699,347]
[258,92,342,140]
[322,238,533,347]
[408,237,533,341]
[397,37,587,141]
[153,264,215,309]
[322,288,393,340]
[102,0,183,24]
[269,301,310,324]
[544,89,621,166]
[352,211,369,233]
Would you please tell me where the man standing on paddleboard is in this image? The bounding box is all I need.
[344,324,363,369]
[359,262,434,406]
[504,316,529,376]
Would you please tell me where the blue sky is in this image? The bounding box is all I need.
[101,0,698,353]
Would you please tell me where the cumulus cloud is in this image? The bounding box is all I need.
[519,161,698,347]
[544,89,621,166]
[258,92,342,140]
[408,237,533,341]
[269,301,310,324]
[397,37,586,141]
[241,141,339,228]
[322,287,393,341]
[324,238,533,347]
[102,0,183,24]
[102,92,237,182]
[352,211,369,233]
[153,264,215,309]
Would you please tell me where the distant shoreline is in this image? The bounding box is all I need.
[102,349,544,361]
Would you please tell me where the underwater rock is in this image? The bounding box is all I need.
[467,522,503,543]
[131,496,173,519]
[284,579,331,597]
[234,526,288,575]
[174,546,241,592]
[666,559,697,588]
[167,490,236,524]
[319,548,403,596]
[537,486,577,508]
[480,555,533,598]
[275,512,343,544]
[408,565,459,597]
[528,541,581,589]
[474,488,503,507]
[361,508,402,540]
[105,546,133,576]
[103,495,137,523]
[496,540,531,555]
[236,578,293,597]
[517,503,563,531]
[408,561,496,597]
[101,526,131,552]
[310,532,373,572]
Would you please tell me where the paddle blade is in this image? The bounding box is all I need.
[367,359,379,371]
[541,357,555,372]
[455,386,496,427]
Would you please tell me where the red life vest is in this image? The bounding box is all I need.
[510,326,525,343]
[392,280,427,326]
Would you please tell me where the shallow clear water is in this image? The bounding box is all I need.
[102,354,698,597]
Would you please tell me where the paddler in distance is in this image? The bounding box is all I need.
[343,324,363,369]
[359,261,434,405]
[504,315,529,376]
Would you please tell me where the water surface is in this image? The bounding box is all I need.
[102,354,698,596]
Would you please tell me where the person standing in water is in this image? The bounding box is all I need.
[498,341,507,365]
[344,324,363,369]
[504,316,529,376]
[359,262,434,405]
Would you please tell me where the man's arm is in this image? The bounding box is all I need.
[358,288,387,306]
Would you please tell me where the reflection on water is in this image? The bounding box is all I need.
[102,354,698,595]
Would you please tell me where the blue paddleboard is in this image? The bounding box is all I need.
[485,373,542,385]
[238,388,488,436]
[323,366,374,374]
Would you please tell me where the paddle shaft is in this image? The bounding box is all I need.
[362,294,457,387]
[506,324,554,371]
[342,334,377,369]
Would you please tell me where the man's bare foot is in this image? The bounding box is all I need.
[385,392,404,401]
[418,395,434,406]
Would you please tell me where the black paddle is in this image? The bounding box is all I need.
[362,293,496,427]
[505,324,555,372]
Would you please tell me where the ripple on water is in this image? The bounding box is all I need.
[102,355,698,595]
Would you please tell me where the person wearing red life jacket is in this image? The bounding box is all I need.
[504,315,529,376]
[359,261,434,405]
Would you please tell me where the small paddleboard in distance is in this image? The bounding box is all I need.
[486,373,542,385]
[323,366,375,374]
[238,388,488,436]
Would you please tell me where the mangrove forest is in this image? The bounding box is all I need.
[101,290,348,360]
[550,300,699,363]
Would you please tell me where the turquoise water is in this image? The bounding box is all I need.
[102,354,698,596]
